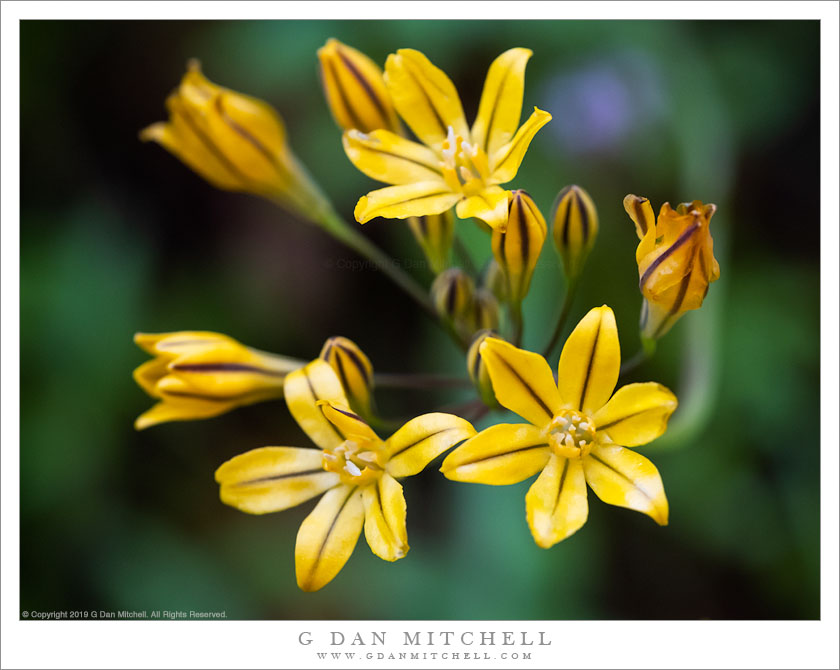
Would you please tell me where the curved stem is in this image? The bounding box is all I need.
[510,300,524,346]
[318,209,437,321]
[542,276,579,357]
[453,233,477,276]
[619,337,657,377]
[374,372,473,390]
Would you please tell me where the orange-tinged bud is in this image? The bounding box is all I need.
[624,195,721,339]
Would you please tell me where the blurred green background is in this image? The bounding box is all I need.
[20,20,819,619]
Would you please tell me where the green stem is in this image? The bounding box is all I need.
[453,233,477,276]
[318,209,437,321]
[542,276,579,357]
[619,336,657,377]
[510,300,524,346]
[374,372,473,390]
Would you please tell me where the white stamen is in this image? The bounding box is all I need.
[345,461,362,477]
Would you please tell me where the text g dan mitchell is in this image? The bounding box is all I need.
[298,631,551,647]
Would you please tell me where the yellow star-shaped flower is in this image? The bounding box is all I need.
[442,306,677,548]
[216,359,475,591]
[343,48,551,231]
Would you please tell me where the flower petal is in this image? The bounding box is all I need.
[583,444,668,525]
[134,397,234,430]
[526,454,588,548]
[455,186,510,231]
[295,484,364,591]
[362,474,408,561]
[284,360,349,450]
[318,38,400,134]
[593,382,678,447]
[557,305,620,415]
[385,413,476,478]
[440,423,551,485]
[471,48,532,157]
[318,401,381,443]
[134,330,231,356]
[479,337,562,427]
[140,109,245,192]
[488,107,551,184]
[384,49,470,149]
[343,129,443,185]
[133,357,170,397]
[623,194,655,242]
[355,181,460,223]
[215,447,339,514]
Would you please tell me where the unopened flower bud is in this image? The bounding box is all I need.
[141,60,330,222]
[491,190,547,305]
[624,194,720,339]
[551,184,598,280]
[407,210,455,275]
[319,336,375,419]
[470,289,501,332]
[133,331,300,430]
[318,38,401,134]
[431,268,476,336]
[466,330,500,408]
[479,259,507,303]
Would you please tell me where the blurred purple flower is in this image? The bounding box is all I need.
[541,51,666,156]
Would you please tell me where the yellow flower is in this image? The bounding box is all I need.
[132,331,300,430]
[442,306,677,548]
[491,189,547,304]
[624,195,721,339]
[552,184,598,280]
[141,60,330,222]
[317,38,401,134]
[343,48,551,231]
[216,359,475,591]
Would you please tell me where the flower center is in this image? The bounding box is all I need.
[546,410,596,459]
[322,437,386,485]
[439,126,491,196]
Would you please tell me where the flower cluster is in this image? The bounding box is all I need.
[134,39,720,591]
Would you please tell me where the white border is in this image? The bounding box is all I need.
[2,2,838,669]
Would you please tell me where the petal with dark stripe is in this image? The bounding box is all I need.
[319,401,381,443]
[526,454,588,547]
[440,423,551,485]
[384,49,470,149]
[593,382,678,447]
[362,474,408,561]
[343,129,443,185]
[295,484,364,592]
[284,360,350,450]
[471,47,532,156]
[385,413,476,478]
[623,194,655,241]
[215,447,339,515]
[355,181,460,224]
[488,107,551,184]
[583,444,668,525]
[557,306,620,415]
[480,337,562,428]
